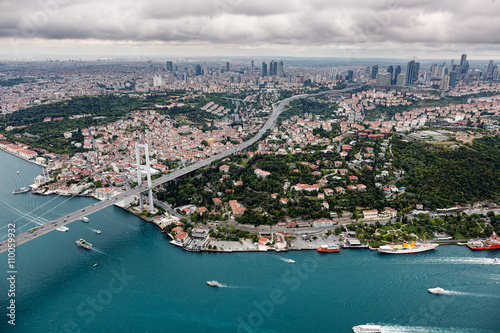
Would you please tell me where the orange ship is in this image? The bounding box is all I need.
[467,232,500,250]
[317,244,340,253]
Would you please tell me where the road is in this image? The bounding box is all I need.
[153,199,183,219]
[0,87,359,254]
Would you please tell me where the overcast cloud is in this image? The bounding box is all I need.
[1,0,500,58]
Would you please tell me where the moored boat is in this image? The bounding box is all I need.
[13,187,30,194]
[378,241,438,254]
[352,324,382,332]
[317,244,340,253]
[467,232,500,250]
[76,238,92,249]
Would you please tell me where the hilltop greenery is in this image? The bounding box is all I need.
[393,136,500,209]
[0,92,228,154]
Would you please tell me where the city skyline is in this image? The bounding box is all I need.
[1,0,500,59]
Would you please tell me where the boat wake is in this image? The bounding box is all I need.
[380,325,488,332]
[279,257,296,263]
[440,290,499,298]
[425,257,500,265]
[86,248,124,261]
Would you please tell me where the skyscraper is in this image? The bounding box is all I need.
[405,60,420,86]
[330,67,339,80]
[387,66,394,84]
[195,64,202,76]
[371,65,378,80]
[251,60,254,71]
[226,62,230,72]
[347,70,354,82]
[486,60,494,79]
[261,62,267,77]
[493,65,499,80]
[394,66,401,85]
[276,61,284,77]
[460,54,469,76]
[269,60,278,76]
[460,54,467,67]
[166,61,173,71]
[449,71,458,87]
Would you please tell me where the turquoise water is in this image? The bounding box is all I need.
[1,149,500,333]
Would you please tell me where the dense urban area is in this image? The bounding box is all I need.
[1,55,500,251]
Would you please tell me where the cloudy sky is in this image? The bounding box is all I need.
[1,0,500,59]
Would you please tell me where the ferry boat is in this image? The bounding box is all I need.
[80,217,90,222]
[428,287,447,295]
[378,241,438,254]
[56,226,69,232]
[76,238,92,249]
[352,324,382,332]
[317,244,340,253]
[12,187,30,194]
[207,281,222,287]
[467,232,500,250]
[94,229,101,234]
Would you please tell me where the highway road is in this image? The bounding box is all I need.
[0,87,358,254]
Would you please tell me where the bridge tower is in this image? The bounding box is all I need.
[135,143,154,214]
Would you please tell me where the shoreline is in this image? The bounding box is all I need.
[1,143,494,255]
[0,146,44,167]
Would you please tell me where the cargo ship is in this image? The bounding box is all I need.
[467,232,500,250]
[12,187,30,194]
[378,241,438,254]
[76,238,92,249]
[317,244,340,253]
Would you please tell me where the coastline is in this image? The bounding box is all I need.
[2,138,496,256]
[0,146,44,167]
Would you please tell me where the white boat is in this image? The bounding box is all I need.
[282,258,295,263]
[207,280,222,287]
[56,226,69,232]
[80,217,90,222]
[428,287,447,295]
[94,229,101,234]
[16,171,19,174]
[13,187,30,194]
[352,324,382,332]
[378,241,438,254]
